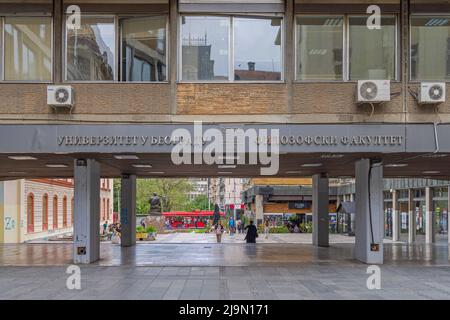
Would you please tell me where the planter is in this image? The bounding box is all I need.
[136,232,148,240]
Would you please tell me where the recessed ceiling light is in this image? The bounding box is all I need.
[45,164,69,168]
[146,171,165,174]
[114,155,139,160]
[286,171,302,174]
[301,163,323,168]
[8,156,37,161]
[132,164,153,168]
[423,171,440,174]
[8,171,26,175]
[218,165,237,169]
[385,164,408,168]
[422,154,448,159]
[321,154,344,159]
[218,172,232,175]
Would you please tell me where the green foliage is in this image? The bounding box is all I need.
[145,226,157,233]
[269,226,290,234]
[135,178,193,215]
[184,194,212,211]
[299,222,313,233]
[136,226,145,233]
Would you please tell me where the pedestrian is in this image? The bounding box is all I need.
[102,221,108,235]
[215,222,224,243]
[237,219,242,234]
[264,219,270,239]
[244,220,258,243]
[229,217,235,236]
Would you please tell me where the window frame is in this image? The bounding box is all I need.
[294,14,346,83]
[27,193,34,233]
[294,13,399,82]
[42,194,48,231]
[63,14,117,83]
[178,13,284,83]
[119,14,170,83]
[53,195,58,229]
[409,13,450,83]
[64,13,169,83]
[0,15,54,83]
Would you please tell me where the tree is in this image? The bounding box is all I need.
[184,194,212,211]
[114,178,194,215]
[136,178,193,214]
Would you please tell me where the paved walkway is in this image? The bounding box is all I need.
[153,233,362,244]
[1,237,449,300]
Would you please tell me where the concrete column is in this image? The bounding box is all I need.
[312,173,329,247]
[408,189,416,243]
[392,190,401,242]
[255,194,264,226]
[120,174,136,247]
[355,159,384,264]
[350,193,355,202]
[73,159,100,264]
[448,186,450,245]
[425,187,435,244]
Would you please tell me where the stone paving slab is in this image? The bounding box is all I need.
[1,264,449,300]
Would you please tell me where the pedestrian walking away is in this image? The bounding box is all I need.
[244,220,258,243]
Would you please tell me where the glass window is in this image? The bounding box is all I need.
[66,16,115,81]
[234,17,282,81]
[349,16,396,80]
[181,16,229,81]
[4,17,52,81]
[121,16,167,82]
[296,15,343,80]
[411,16,450,81]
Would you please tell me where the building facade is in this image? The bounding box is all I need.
[1,0,450,264]
[0,178,113,243]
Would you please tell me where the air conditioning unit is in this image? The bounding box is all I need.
[47,85,74,107]
[357,80,391,103]
[419,82,446,104]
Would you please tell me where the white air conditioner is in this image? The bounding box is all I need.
[357,80,391,103]
[47,85,74,107]
[419,82,446,104]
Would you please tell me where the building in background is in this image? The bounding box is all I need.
[209,177,247,209]
[0,178,113,243]
[187,178,209,201]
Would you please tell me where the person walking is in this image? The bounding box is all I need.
[244,220,258,243]
[215,222,224,243]
[229,217,235,236]
[264,219,270,239]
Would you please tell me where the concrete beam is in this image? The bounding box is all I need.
[120,174,136,247]
[312,173,329,247]
[73,159,100,264]
[355,159,384,264]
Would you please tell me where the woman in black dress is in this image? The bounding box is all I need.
[244,220,258,243]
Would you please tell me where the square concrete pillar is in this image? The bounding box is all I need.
[355,159,384,264]
[73,159,100,264]
[255,194,264,226]
[312,173,329,247]
[425,187,435,244]
[120,174,136,247]
[392,190,401,242]
[408,189,416,243]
